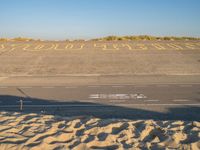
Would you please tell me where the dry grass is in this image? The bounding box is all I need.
[0,38,9,42]
[0,37,40,42]
[93,35,200,41]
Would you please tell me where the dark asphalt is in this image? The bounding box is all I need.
[0,84,199,120]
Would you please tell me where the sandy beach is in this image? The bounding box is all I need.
[0,111,199,150]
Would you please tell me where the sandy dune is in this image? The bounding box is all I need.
[0,112,199,150]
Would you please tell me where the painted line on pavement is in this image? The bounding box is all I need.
[173,99,190,102]
[111,85,124,88]
[19,87,32,89]
[134,85,148,88]
[179,85,193,87]
[109,100,126,102]
[88,86,101,88]
[65,86,77,89]
[144,100,160,102]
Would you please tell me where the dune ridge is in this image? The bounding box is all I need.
[0,111,199,150]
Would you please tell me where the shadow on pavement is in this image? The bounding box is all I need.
[0,95,200,121]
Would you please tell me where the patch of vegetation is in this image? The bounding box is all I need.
[0,37,41,42]
[12,37,35,42]
[93,35,200,41]
[0,38,9,42]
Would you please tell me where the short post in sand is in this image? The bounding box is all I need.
[20,99,23,111]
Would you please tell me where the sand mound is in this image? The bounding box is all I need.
[0,112,199,150]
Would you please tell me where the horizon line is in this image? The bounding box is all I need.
[0,35,200,41]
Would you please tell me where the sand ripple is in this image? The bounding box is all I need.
[0,112,199,150]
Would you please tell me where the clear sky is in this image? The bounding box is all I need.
[0,0,200,40]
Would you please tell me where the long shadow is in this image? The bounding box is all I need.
[0,95,200,121]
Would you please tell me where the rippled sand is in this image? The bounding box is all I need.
[0,111,199,150]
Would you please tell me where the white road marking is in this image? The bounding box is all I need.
[112,44,119,50]
[134,94,147,99]
[134,85,147,88]
[89,94,99,99]
[88,86,100,88]
[89,93,147,100]
[54,44,62,50]
[65,44,73,49]
[112,85,124,88]
[22,44,31,50]
[82,100,98,103]
[144,100,160,102]
[167,43,183,50]
[173,99,190,102]
[109,100,126,103]
[135,44,148,50]
[179,85,192,87]
[34,44,45,50]
[152,43,166,50]
[185,43,196,49]
[122,44,132,50]
[65,86,77,89]
[73,44,85,50]
[19,87,32,89]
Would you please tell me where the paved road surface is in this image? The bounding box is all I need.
[0,84,199,120]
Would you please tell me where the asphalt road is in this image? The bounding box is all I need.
[0,84,200,120]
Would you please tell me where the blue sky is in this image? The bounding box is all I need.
[0,0,200,40]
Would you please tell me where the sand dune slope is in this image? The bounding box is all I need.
[0,112,199,150]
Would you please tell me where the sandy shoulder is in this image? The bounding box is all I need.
[0,111,199,150]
